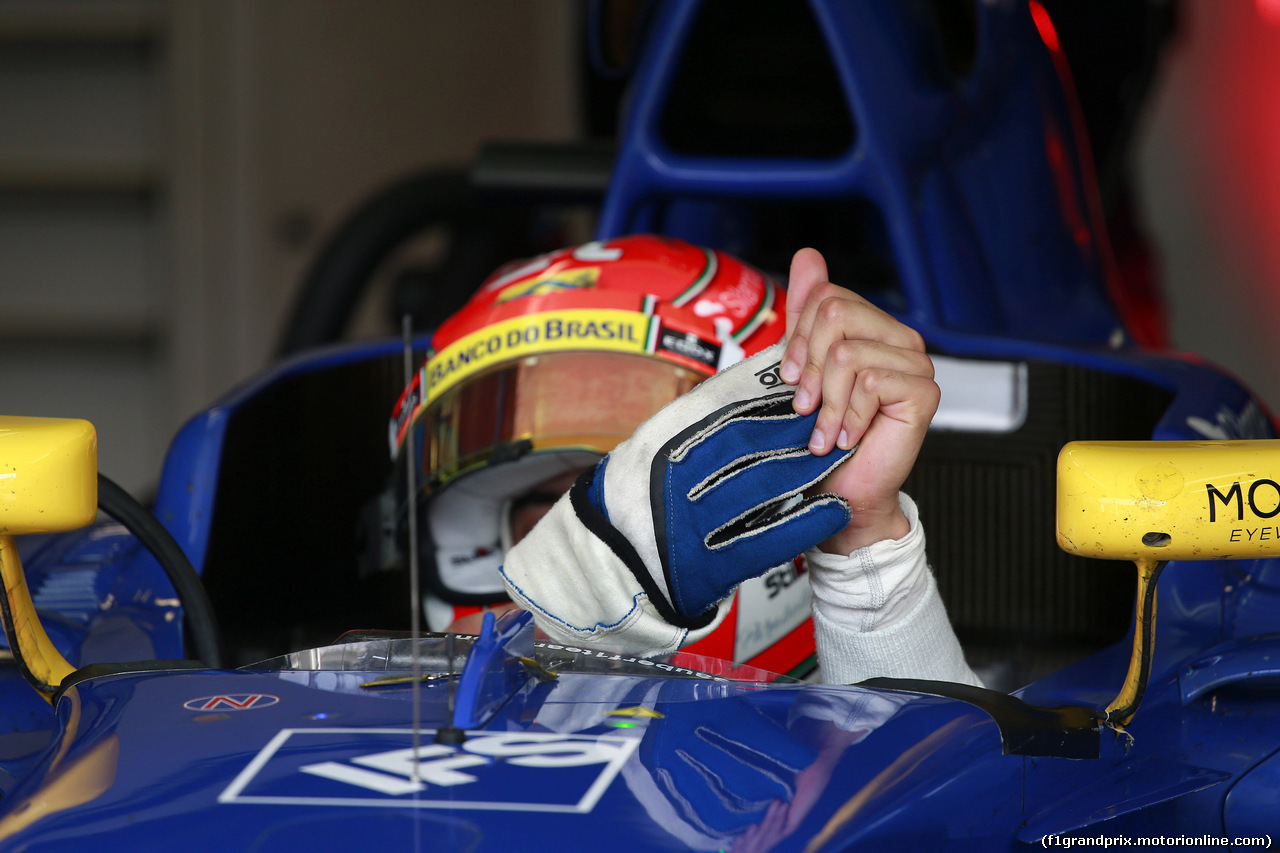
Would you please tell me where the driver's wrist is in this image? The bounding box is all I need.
[819,501,909,555]
[805,492,929,634]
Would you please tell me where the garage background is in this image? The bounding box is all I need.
[0,0,1275,495]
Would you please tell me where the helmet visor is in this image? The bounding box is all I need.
[417,351,704,492]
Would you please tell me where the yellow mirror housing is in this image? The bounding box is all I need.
[1057,439,1280,563]
[1053,438,1280,728]
[0,416,97,535]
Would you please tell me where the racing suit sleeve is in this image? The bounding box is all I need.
[807,493,983,687]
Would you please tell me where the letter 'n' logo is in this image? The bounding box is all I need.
[1207,482,1243,522]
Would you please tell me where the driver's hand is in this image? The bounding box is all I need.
[781,248,938,555]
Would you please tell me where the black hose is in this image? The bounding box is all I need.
[97,474,222,668]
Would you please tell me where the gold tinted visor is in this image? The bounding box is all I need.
[420,351,704,491]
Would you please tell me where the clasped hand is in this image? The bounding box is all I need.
[781,248,938,555]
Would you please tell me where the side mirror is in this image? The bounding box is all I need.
[1057,439,1280,726]
[0,416,97,535]
[0,416,97,700]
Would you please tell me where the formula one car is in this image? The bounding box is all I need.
[2,0,1277,849]
[2,338,1279,850]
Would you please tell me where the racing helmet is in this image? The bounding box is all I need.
[391,234,787,629]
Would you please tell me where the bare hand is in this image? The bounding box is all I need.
[781,248,938,554]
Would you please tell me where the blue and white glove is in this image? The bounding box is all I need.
[501,344,855,656]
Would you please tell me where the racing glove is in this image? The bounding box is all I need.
[501,343,855,656]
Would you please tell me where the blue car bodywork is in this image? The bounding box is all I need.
[1,1,1278,849]
[3,323,1277,850]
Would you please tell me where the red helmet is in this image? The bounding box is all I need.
[392,235,814,674]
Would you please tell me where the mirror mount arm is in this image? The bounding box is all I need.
[1102,557,1167,729]
[0,536,75,702]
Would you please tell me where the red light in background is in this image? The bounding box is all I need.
[1028,0,1164,343]
[1162,0,1280,367]
[1028,1,1061,54]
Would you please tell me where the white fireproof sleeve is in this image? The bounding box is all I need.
[806,493,982,688]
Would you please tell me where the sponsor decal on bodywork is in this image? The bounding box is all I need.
[1186,399,1269,441]
[183,694,280,712]
[735,562,811,663]
[219,729,638,813]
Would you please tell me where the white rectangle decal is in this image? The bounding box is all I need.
[219,728,639,813]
